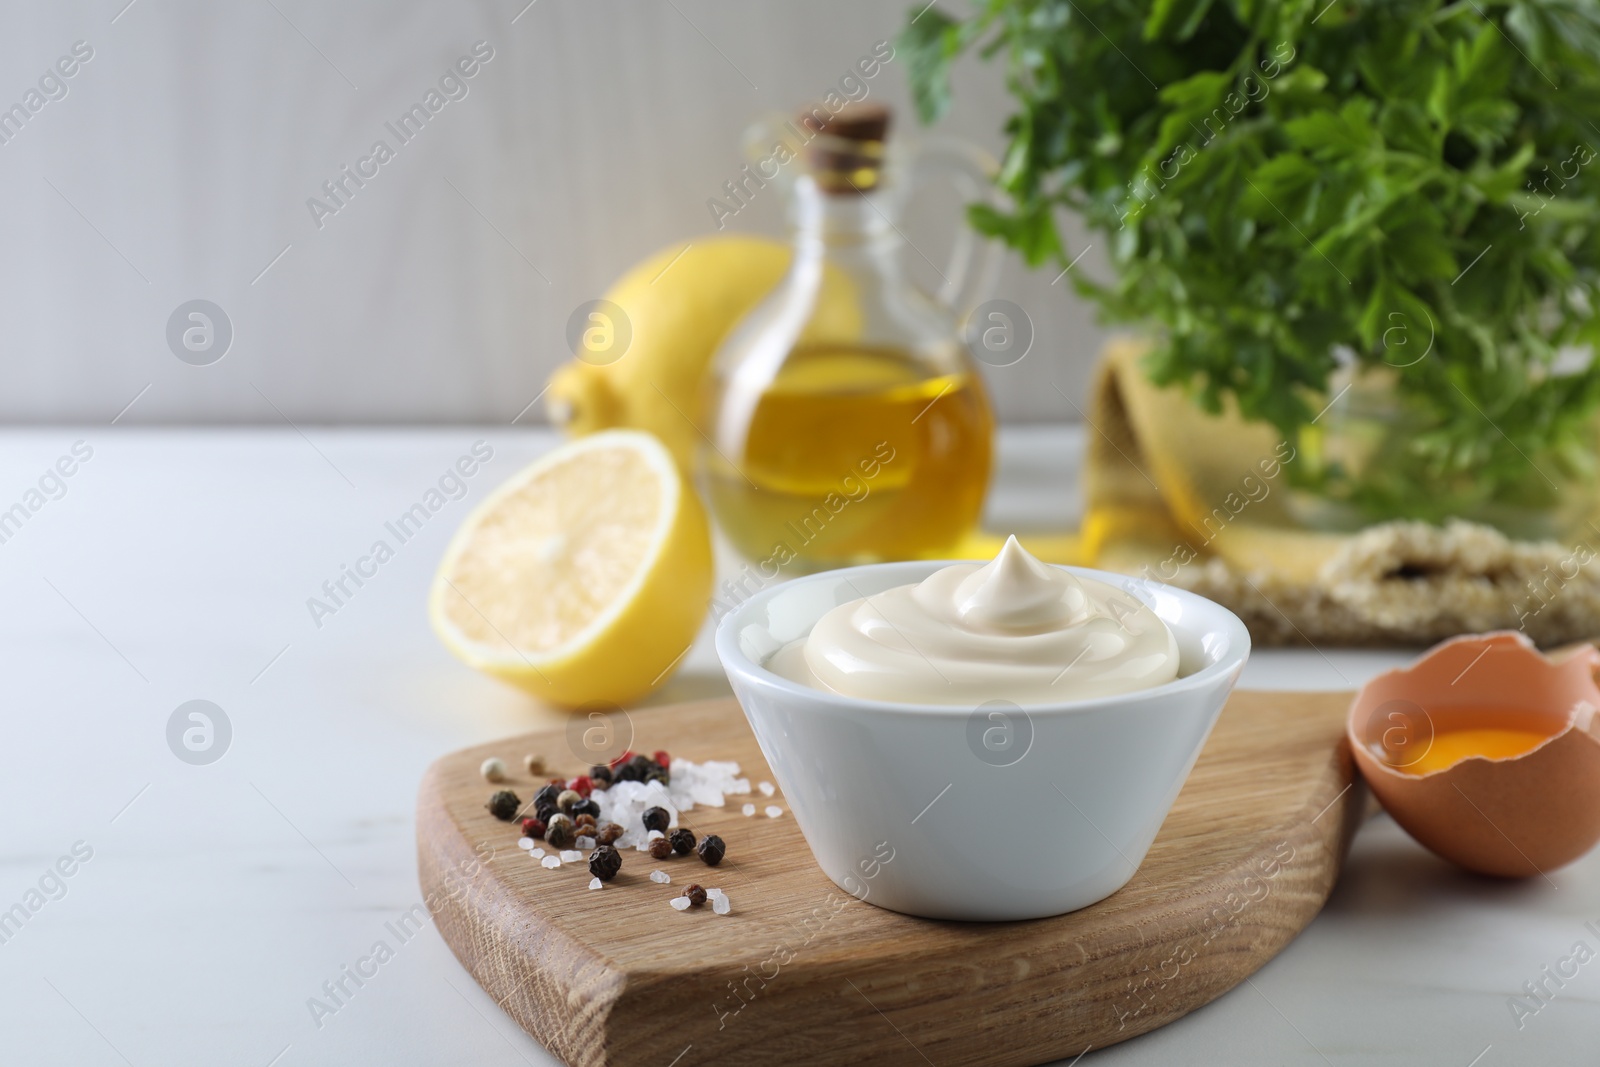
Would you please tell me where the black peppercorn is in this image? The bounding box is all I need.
[642,806,670,833]
[649,837,673,860]
[596,822,624,845]
[571,797,601,820]
[696,834,725,866]
[485,790,521,821]
[589,764,614,787]
[589,844,622,882]
[643,764,670,786]
[685,883,708,907]
[545,813,576,849]
[532,783,562,809]
[534,801,558,826]
[669,828,695,855]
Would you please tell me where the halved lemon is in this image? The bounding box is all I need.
[429,430,712,707]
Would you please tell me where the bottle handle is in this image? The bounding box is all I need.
[906,135,1004,320]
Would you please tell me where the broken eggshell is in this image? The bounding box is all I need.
[1347,631,1600,878]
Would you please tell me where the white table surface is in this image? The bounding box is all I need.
[0,424,1590,1067]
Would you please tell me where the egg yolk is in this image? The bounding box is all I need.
[1395,727,1553,775]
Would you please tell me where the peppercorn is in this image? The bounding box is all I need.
[533,783,562,810]
[569,775,594,798]
[589,763,614,787]
[609,750,635,770]
[653,749,671,768]
[520,817,545,840]
[535,801,558,826]
[685,884,708,908]
[545,813,577,849]
[571,797,601,820]
[697,834,726,866]
[480,757,508,782]
[629,753,655,775]
[642,806,670,833]
[557,789,582,813]
[596,822,624,845]
[589,844,622,881]
[669,828,695,856]
[485,790,521,821]
[644,765,670,786]
[573,816,598,836]
[649,837,673,860]
[524,753,546,775]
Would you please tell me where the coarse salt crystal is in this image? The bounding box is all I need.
[712,894,731,915]
[591,758,751,847]
[530,847,545,859]
[576,836,596,849]
[759,781,775,797]
[650,870,670,884]
[742,803,756,817]
[765,806,783,818]
[561,850,583,863]
[706,887,725,900]
[670,896,692,911]
[647,829,665,841]
[517,837,536,850]
[588,877,603,890]
[541,855,561,869]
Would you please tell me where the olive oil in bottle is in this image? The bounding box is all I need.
[700,104,998,570]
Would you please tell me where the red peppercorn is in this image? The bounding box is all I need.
[570,775,593,797]
[653,750,671,768]
[548,777,567,787]
[520,817,545,840]
[609,750,635,769]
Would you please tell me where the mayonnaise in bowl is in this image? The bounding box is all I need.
[767,536,1179,705]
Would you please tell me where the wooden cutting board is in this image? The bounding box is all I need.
[417,690,1363,1067]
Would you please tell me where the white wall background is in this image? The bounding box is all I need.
[0,0,1111,425]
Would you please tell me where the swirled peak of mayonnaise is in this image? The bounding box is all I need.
[766,536,1179,705]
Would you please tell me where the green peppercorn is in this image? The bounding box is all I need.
[669,828,695,855]
[696,834,725,866]
[642,806,670,833]
[685,884,708,907]
[649,837,673,860]
[596,822,624,845]
[589,844,622,882]
[485,790,521,821]
[545,813,577,849]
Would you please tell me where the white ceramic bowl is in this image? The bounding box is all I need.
[714,560,1250,921]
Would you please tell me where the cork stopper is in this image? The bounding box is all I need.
[799,103,890,194]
